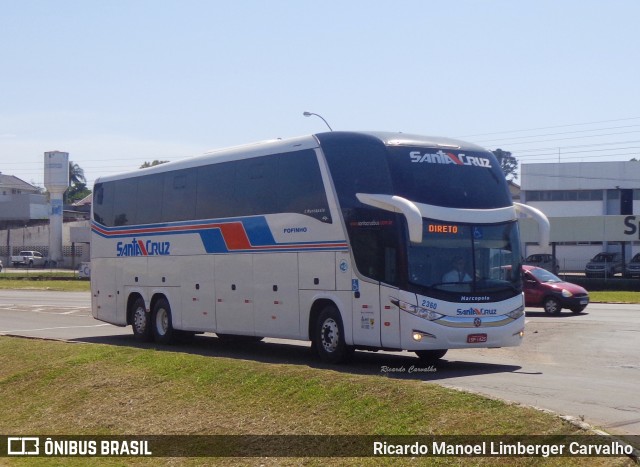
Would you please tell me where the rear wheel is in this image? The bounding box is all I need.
[131,297,152,341]
[314,306,352,364]
[415,349,448,364]
[543,297,562,315]
[152,297,175,344]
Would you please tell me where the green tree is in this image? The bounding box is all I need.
[69,161,86,186]
[66,181,91,203]
[140,160,169,168]
[65,161,90,203]
[492,148,518,181]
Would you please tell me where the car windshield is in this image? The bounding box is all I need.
[407,219,521,294]
[631,254,640,262]
[591,254,614,262]
[529,267,562,283]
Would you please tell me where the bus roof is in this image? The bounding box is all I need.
[94,131,488,185]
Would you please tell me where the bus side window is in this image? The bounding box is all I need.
[278,150,332,223]
[93,182,115,226]
[162,169,197,222]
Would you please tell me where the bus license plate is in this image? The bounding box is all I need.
[467,333,487,344]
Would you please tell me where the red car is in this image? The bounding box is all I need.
[522,265,589,314]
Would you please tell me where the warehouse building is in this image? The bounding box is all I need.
[520,160,640,272]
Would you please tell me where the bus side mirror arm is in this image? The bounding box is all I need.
[356,193,423,243]
[514,202,550,249]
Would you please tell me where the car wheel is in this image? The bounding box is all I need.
[415,349,447,364]
[543,297,562,315]
[131,297,152,342]
[152,297,175,344]
[314,305,352,363]
[571,306,586,314]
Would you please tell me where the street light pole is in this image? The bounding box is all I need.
[303,111,333,131]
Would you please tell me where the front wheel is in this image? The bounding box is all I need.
[152,297,175,344]
[543,297,562,315]
[314,306,352,364]
[415,349,447,364]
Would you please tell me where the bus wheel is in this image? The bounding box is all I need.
[152,298,175,344]
[131,297,152,342]
[415,349,447,364]
[314,306,352,364]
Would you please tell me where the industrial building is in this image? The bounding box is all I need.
[520,160,640,271]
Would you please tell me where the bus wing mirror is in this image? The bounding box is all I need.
[514,202,550,249]
[356,193,423,243]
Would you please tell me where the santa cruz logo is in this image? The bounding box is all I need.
[456,307,498,316]
[117,238,171,257]
[410,150,492,168]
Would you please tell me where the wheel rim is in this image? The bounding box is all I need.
[320,318,340,353]
[133,306,147,333]
[156,307,169,335]
[545,299,558,314]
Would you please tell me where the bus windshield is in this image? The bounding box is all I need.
[407,220,522,295]
[386,146,512,209]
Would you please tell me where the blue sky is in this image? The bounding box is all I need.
[1,1,639,188]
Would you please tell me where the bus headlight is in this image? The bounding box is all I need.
[506,304,525,320]
[391,298,445,321]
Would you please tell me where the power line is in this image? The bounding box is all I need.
[458,116,640,138]
[474,124,640,145]
[483,129,640,148]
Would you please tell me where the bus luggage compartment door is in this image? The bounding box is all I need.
[214,254,254,334]
[253,253,299,338]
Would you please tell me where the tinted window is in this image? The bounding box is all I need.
[322,138,394,209]
[278,149,331,222]
[113,178,138,226]
[93,182,114,226]
[196,149,330,222]
[235,156,278,216]
[196,162,236,219]
[162,169,197,222]
[136,174,164,225]
[96,150,331,226]
[386,147,512,209]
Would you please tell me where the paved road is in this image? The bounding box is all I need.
[1,290,638,439]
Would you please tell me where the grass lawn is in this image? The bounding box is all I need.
[0,337,635,466]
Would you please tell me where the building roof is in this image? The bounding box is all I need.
[73,193,92,206]
[0,173,40,193]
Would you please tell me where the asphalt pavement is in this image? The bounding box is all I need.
[0,290,638,441]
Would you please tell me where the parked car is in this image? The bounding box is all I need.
[584,252,623,278]
[624,253,640,278]
[523,254,559,274]
[523,265,589,314]
[10,250,48,268]
[0,259,3,272]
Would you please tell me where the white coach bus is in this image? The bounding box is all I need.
[91,131,548,363]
